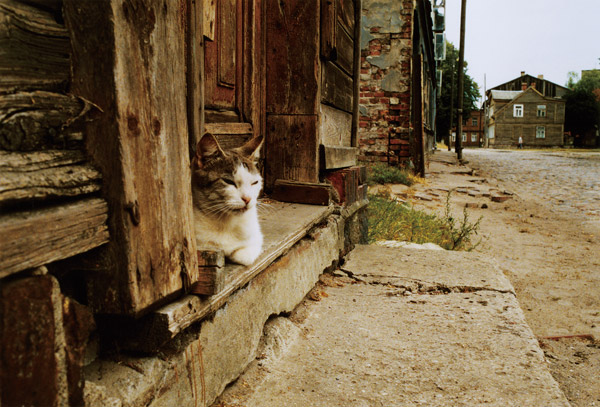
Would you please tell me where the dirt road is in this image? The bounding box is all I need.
[417,149,600,406]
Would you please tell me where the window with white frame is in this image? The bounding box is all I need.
[536,126,545,138]
[513,104,523,117]
[471,133,477,142]
[537,105,546,117]
[488,125,495,139]
[451,132,456,141]
[462,133,467,142]
[472,117,478,126]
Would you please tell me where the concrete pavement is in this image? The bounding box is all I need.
[214,245,570,406]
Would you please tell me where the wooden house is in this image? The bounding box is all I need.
[485,88,566,148]
[0,1,367,405]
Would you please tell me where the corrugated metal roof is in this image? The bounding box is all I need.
[490,90,522,100]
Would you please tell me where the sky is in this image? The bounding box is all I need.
[444,0,600,102]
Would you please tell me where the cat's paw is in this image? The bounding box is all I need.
[229,246,261,266]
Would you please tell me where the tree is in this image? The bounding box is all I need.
[436,42,481,144]
[564,69,600,147]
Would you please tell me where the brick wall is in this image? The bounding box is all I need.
[358,0,414,165]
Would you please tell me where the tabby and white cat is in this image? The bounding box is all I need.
[191,133,264,266]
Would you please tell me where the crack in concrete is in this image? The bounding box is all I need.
[338,268,515,296]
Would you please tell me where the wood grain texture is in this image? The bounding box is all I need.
[0,198,109,278]
[0,0,70,93]
[0,91,93,151]
[64,0,198,316]
[265,114,318,188]
[272,179,332,205]
[320,145,357,169]
[322,61,353,113]
[265,0,319,115]
[0,150,102,205]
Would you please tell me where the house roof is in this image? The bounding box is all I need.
[490,90,522,100]
[490,73,569,92]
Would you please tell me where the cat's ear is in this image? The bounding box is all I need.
[195,133,225,167]
[236,135,263,162]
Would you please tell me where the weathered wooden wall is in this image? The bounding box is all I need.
[492,89,565,147]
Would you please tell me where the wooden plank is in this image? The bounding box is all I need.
[116,202,335,351]
[322,61,354,113]
[0,150,101,205]
[203,0,216,40]
[265,114,319,189]
[336,0,354,38]
[320,0,336,60]
[0,91,93,151]
[64,0,198,316]
[0,198,109,278]
[189,249,226,295]
[350,0,361,147]
[272,179,332,205]
[335,21,354,76]
[187,0,205,156]
[266,0,319,115]
[0,0,70,93]
[320,145,357,169]
[204,122,252,135]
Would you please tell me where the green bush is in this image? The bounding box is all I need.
[367,191,482,251]
[367,163,414,186]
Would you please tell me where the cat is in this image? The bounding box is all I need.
[191,132,264,266]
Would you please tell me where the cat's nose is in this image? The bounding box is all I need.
[241,196,251,206]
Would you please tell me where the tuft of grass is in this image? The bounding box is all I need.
[367,191,482,251]
[367,163,414,186]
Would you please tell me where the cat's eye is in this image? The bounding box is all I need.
[251,181,259,186]
[222,178,236,186]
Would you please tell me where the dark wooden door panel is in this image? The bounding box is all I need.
[205,0,241,112]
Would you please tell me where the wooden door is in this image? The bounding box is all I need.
[203,0,259,149]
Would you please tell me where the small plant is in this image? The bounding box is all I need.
[367,163,414,186]
[367,191,482,251]
[440,191,482,251]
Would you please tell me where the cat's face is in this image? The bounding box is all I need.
[191,133,263,216]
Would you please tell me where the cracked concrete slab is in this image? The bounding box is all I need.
[214,245,569,407]
[342,244,514,293]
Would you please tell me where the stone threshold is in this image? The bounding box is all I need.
[112,199,366,352]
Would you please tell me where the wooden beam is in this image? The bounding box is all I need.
[64,0,198,316]
[0,91,93,151]
[320,145,357,169]
[271,179,332,205]
[0,198,109,278]
[0,150,101,206]
[189,249,226,296]
[0,0,70,93]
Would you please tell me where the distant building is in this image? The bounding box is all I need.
[485,87,566,148]
[452,109,483,147]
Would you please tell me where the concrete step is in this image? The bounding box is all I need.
[215,244,570,407]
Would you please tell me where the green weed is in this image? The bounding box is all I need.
[367,163,414,186]
[367,191,482,251]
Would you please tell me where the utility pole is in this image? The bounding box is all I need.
[456,0,467,160]
[448,58,455,151]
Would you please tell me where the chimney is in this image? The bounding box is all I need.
[521,71,526,77]
[537,74,544,79]
[521,82,527,90]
